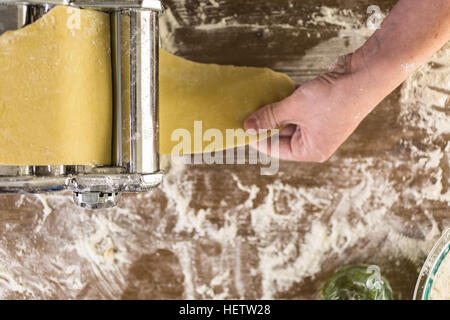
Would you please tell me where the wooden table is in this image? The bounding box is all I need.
[0,0,448,300]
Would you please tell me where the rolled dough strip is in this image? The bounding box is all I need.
[120,14,295,156]
[0,6,294,165]
[0,6,112,165]
[159,50,295,154]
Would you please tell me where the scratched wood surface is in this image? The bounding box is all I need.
[0,0,449,300]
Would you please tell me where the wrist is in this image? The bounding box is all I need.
[330,44,392,118]
[345,36,406,111]
[350,36,381,76]
[350,31,423,91]
[349,34,398,82]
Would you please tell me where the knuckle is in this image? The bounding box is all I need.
[317,156,329,163]
[261,103,279,129]
[316,151,332,163]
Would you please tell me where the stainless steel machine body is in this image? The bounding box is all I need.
[0,0,164,209]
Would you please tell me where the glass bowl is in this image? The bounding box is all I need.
[414,228,450,300]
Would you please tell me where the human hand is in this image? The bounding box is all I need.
[244,53,374,162]
[243,0,450,163]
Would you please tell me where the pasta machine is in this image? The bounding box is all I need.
[0,0,164,209]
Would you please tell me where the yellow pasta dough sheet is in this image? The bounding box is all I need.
[0,6,112,165]
[159,50,295,154]
[0,6,294,165]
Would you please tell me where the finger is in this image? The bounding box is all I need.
[247,125,291,151]
[251,128,320,162]
[251,136,300,161]
[243,90,301,132]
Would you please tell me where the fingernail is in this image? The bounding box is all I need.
[244,118,259,135]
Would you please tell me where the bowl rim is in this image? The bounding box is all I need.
[413,228,450,300]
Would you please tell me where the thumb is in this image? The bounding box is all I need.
[243,92,300,133]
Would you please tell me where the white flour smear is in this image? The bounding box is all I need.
[0,5,448,300]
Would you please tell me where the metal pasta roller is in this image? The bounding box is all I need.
[0,0,164,209]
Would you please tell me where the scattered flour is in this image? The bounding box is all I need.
[156,4,448,299]
[400,42,450,138]
[159,8,180,53]
[34,194,53,232]
[0,4,448,300]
